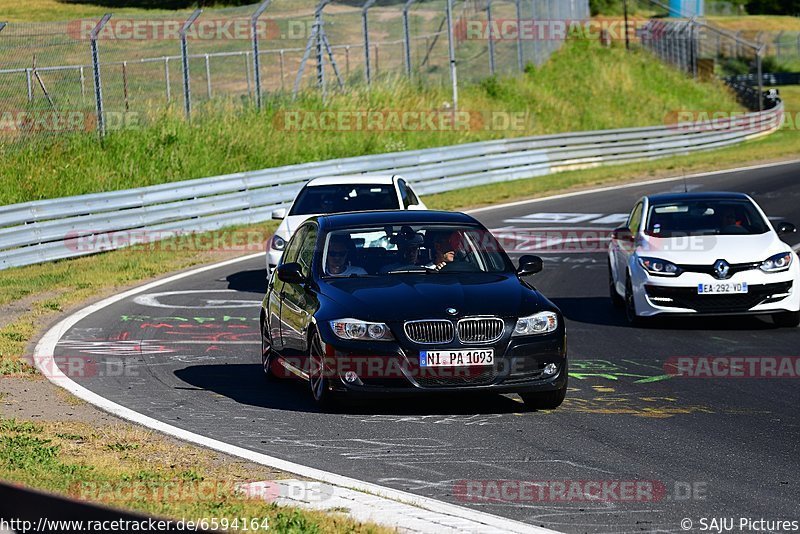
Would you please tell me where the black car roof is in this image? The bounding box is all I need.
[313,210,479,231]
[646,192,751,204]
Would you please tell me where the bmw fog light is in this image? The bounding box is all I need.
[543,363,558,376]
[344,371,359,383]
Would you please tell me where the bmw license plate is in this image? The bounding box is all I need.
[697,282,748,295]
[420,350,494,367]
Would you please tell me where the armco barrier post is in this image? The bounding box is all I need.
[90,14,112,138]
[362,0,377,86]
[251,0,272,109]
[402,0,416,76]
[180,9,202,120]
[445,0,458,111]
[486,0,495,75]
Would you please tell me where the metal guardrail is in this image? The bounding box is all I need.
[0,103,784,270]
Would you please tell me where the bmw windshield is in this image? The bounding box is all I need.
[645,199,770,238]
[321,225,514,277]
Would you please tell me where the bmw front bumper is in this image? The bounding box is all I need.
[317,331,568,396]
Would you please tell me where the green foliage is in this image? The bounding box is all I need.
[0,40,741,206]
[746,0,800,15]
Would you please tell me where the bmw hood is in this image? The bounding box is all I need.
[320,273,547,323]
[638,233,789,265]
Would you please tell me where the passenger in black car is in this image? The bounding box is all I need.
[380,226,425,273]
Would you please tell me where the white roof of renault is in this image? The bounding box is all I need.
[306,175,397,186]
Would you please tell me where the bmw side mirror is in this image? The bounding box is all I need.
[518,255,543,276]
[272,208,286,221]
[277,262,305,284]
[776,221,797,235]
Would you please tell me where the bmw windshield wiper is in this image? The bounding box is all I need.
[385,268,433,275]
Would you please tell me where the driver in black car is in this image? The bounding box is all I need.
[425,230,460,271]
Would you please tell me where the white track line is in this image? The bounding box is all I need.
[34,253,551,534]
[34,159,800,533]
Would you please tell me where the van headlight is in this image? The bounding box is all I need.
[760,252,793,273]
[513,312,558,336]
[331,319,394,341]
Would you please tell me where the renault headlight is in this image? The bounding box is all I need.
[760,252,793,273]
[638,257,681,276]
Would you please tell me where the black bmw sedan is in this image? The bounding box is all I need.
[260,210,567,409]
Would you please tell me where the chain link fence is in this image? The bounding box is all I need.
[0,0,589,150]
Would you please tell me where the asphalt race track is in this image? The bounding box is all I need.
[51,162,800,533]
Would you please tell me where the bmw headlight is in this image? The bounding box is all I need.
[271,235,286,251]
[513,312,558,337]
[331,319,394,341]
[760,252,793,273]
[638,257,681,276]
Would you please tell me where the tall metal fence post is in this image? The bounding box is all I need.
[180,9,202,120]
[486,0,495,75]
[251,0,271,109]
[689,17,700,80]
[445,0,458,111]
[164,58,171,103]
[757,44,764,112]
[26,69,33,102]
[515,0,523,71]
[362,0,377,86]
[316,5,325,95]
[403,0,416,77]
[90,14,112,138]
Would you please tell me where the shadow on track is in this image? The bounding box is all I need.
[226,269,268,294]
[174,364,531,415]
[552,296,780,331]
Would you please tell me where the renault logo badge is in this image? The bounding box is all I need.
[714,260,731,280]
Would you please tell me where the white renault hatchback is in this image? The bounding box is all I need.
[267,175,426,271]
[609,192,799,327]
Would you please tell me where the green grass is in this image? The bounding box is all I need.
[0,0,323,21]
[1,39,742,205]
[0,417,390,533]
